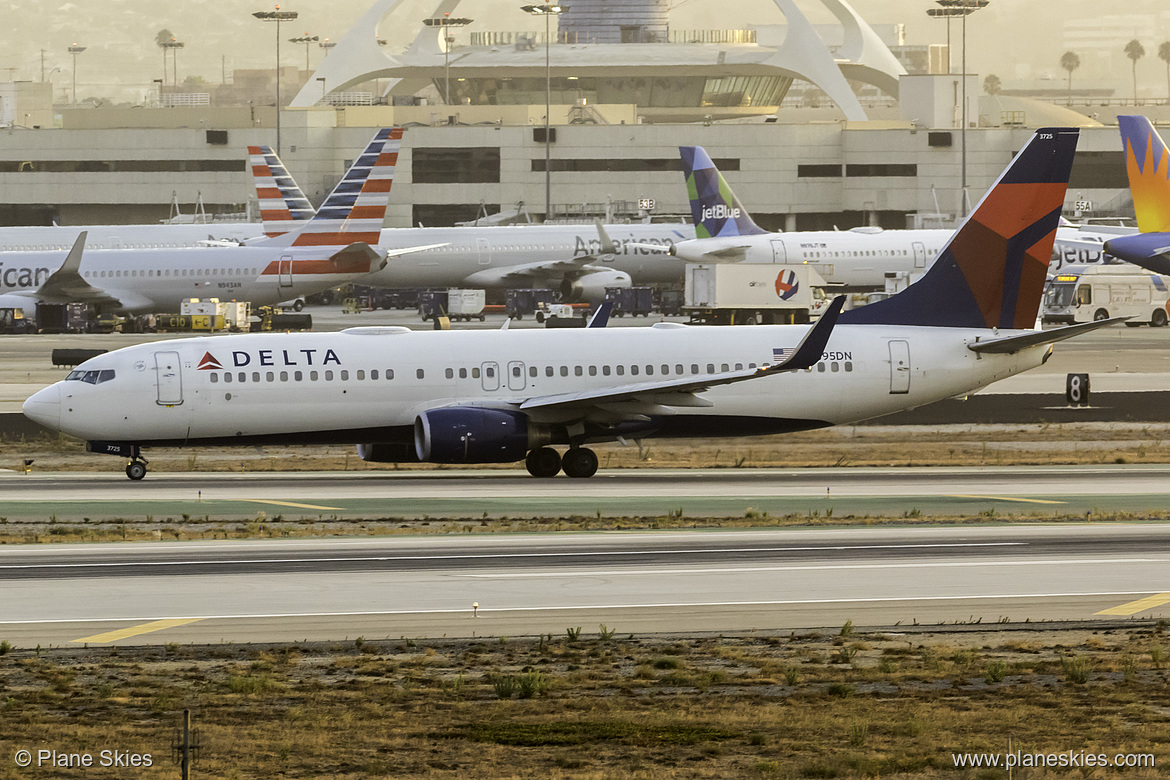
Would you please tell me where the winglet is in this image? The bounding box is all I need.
[764,295,845,373]
[594,219,619,255]
[586,300,612,328]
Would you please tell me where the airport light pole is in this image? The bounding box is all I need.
[290,34,319,76]
[422,13,474,106]
[67,44,86,105]
[929,0,988,217]
[522,4,567,221]
[253,6,299,156]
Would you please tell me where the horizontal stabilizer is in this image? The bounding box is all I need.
[967,317,1127,354]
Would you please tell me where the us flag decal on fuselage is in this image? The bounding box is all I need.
[772,347,795,361]
[197,352,222,370]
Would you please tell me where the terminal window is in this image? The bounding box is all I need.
[413,147,500,183]
[845,164,917,177]
[798,164,843,178]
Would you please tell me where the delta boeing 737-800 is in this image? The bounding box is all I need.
[24,128,1121,480]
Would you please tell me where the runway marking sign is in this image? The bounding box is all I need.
[950,494,1066,505]
[1095,592,1170,616]
[239,499,345,510]
[71,618,204,644]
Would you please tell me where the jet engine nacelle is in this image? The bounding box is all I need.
[356,441,419,463]
[561,269,632,303]
[414,407,550,463]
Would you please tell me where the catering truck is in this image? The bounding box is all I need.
[1042,266,1170,326]
[683,263,829,325]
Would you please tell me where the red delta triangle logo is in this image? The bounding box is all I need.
[775,269,799,301]
[197,352,223,371]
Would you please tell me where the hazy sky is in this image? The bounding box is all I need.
[13,0,1170,102]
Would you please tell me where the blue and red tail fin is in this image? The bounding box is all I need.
[255,127,401,249]
[1118,115,1170,233]
[249,144,316,237]
[680,146,769,239]
[840,127,1078,330]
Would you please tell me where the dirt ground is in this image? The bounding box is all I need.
[0,623,1166,779]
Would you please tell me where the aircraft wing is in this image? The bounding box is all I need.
[464,259,613,286]
[33,232,124,308]
[519,296,844,413]
[967,317,1128,354]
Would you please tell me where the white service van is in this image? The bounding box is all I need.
[1043,266,1170,326]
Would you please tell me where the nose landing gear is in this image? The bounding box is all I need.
[125,446,148,481]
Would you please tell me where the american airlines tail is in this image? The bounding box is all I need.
[248,145,316,237]
[254,127,402,249]
[1118,115,1170,233]
[841,128,1079,329]
[679,146,769,239]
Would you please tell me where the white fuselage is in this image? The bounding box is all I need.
[0,222,262,252]
[25,323,1049,449]
[366,223,693,288]
[0,244,370,314]
[671,226,1122,288]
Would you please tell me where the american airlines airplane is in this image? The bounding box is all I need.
[24,128,1119,481]
[246,143,693,300]
[632,145,1124,286]
[0,129,440,315]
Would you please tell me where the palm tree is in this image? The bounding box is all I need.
[1060,51,1080,106]
[1159,42,1170,104]
[1125,39,1146,104]
[983,74,1001,95]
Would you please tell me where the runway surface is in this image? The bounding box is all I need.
[1,524,1168,646]
[4,465,1170,520]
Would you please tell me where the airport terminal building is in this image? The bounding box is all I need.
[0,0,1142,230]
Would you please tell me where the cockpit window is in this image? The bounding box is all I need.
[65,369,115,385]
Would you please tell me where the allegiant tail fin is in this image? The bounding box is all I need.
[1118,115,1170,233]
[679,146,768,239]
[840,127,1079,329]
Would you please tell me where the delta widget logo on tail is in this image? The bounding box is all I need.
[197,352,223,371]
[774,269,799,300]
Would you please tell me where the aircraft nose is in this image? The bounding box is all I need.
[22,384,61,431]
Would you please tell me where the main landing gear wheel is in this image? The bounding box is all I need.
[561,447,598,479]
[525,447,562,478]
[125,461,147,481]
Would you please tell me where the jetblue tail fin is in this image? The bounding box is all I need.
[841,128,1079,329]
[256,127,401,248]
[680,146,769,239]
[1118,115,1170,233]
[249,145,316,237]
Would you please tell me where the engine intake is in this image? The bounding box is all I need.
[561,269,632,303]
[415,407,548,463]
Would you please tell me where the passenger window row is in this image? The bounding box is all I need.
[209,368,399,384]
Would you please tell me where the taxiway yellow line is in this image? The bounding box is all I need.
[72,618,204,644]
[950,494,1066,505]
[1095,593,1170,616]
[238,499,345,510]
